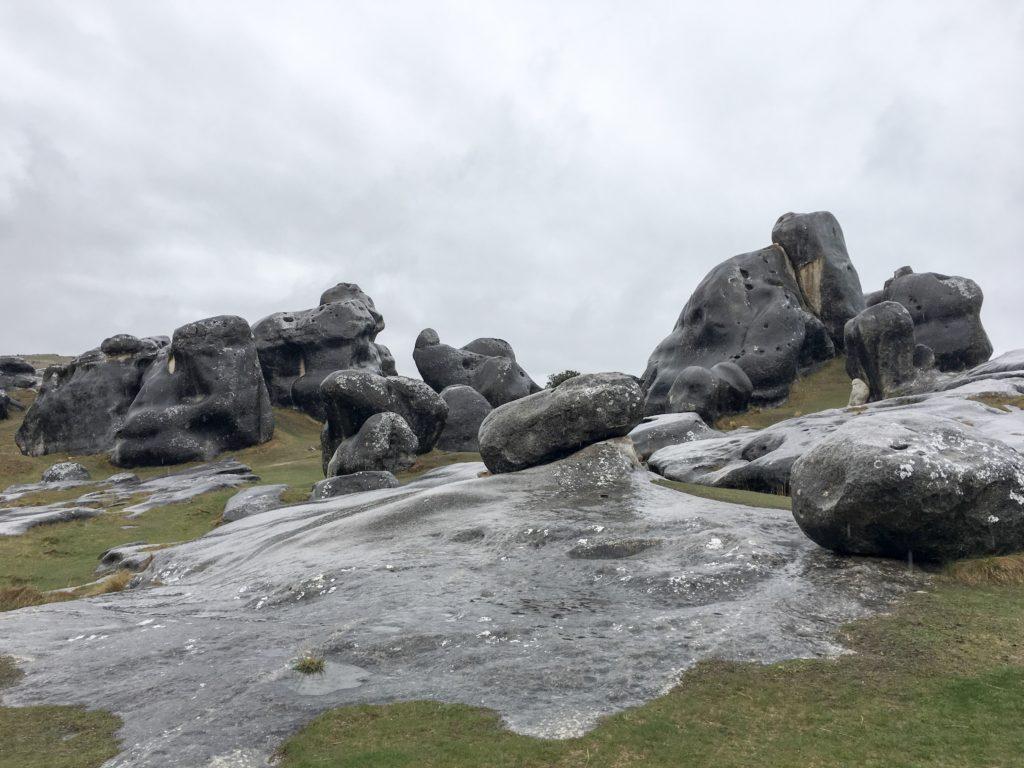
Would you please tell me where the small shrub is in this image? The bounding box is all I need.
[546,370,580,389]
[294,654,325,675]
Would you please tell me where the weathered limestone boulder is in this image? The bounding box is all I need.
[96,542,154,574]
[791,414,1024,561]
[42,462,91,483]
[222,485,288,523]
[309,471,400,500]
[319,371,447,473]
[437,385,492,452]
[16,336,161,457]
[326,412,418,476]
[253,283,391,419]
[642,245,834,414]
[868,267,992,371]
[667,361,752,424]
[413,329,540,407]
[111,316,274,467]
[844,301,935,402]
[479,372,644,473]
[0,390,9,420]
[0,356,39,390]
[771,211,865,346]
[628,412,717,462]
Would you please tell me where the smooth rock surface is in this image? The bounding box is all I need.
[479,372,644,473]
[326,412,418,476]
[0,440,922,767]
[437,385,492,452]
[223,485,289,523]
[628,412,719,462]
[309,471,400,500]
[791,414,1024,561]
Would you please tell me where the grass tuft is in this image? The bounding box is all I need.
[949,553,1024,586]
[293,655,326,675]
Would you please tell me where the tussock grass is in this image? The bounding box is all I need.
[949,553,1024,586]
[293,655,326,675]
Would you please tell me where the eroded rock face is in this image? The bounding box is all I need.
[642,245,834,414]
[309,471,400,500]
[111,316,274,467]
[791,414,1024,561]
[16,337,161,457]
[42,462,91,483]
[0,356,39,390]
[253,284,389,419]
[319,371,447,472]
[413,329,540,407]
[479,372,644,473]
[870,267,993,371]
[437,385,492,452]
[844,301,935,401]
[326,412,419,476]
[771,211,865,346]
[628,412,718,462]
[667,361,752,424]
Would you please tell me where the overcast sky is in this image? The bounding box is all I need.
[1,1,1021,381]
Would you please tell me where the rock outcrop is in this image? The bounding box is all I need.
[326,411,419,476]
[309,471,400,500]
[771,211,865,346]
[319,371,447,473]
[253,283,391,419]
[642,245,834,414]
[16,336,161,457]
[791,414,1024,561]
[413,328,540,407]
[844,301,935,401]
[479,372,644,473]
[222,485,288,523]
[41,462,91,483]
[436,385,492,452]
[866,267,992,370]
[0,356,39,390]
[111,316,274,467]
[666,361,752,424]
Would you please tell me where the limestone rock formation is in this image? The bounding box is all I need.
[478,372,644,473]
[791,414,1024,561]
[436,385,492,452]
[222,485,288,523]
[628,412,718,462]
[16,336,161,457]
[867,267,992,370]
[41,462,91,483]
[642,245,834,414]
[326,411,418,476]
[319,370,447,473]
[253,283,391,419]
[771,211,865,346]
[844,301,935,401]
[413,328,540,407]
[0,356,39,390]
[666,361,752,424]
[111,316,274,467]
[309,471,400,500]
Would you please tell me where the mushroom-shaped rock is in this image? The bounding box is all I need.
[319,371,448,472]
[642,245,834,414]
[413,328,540,407]
[41,461,91,483]
[478,372,644,473]
[310,471,400,500]
[844,301,934,401]
[437,385,492,452]
[16,337,160,457]
[326,412,418,476]
[110,316,274,467]
[771,211,865,346]
[791,414,1024,562]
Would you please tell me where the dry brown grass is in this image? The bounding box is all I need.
[0,569,134,612]
[948,553,1024,586]
[967,393,1024,412]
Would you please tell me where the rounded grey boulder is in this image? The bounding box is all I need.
[309,471,400,500]
[222,485,288,523]
[0,356,39,390]
[478,372,644,473]
[42,461,91,483]
[436,385,492,452]
[628,412,717,462]
[791,413,1024,562]
[326,412,418,476]
[844,301,933,401]
[666,361,752,424]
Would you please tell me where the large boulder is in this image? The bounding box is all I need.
[319,371,448,472]
[628,412,717,462]
[0,390,9,420]
[666,361,752,424]
[110,316,274,467]
[41,461,91,483]
[844,301,935,401]
[0,356,39,390]
[478,372,644,473]
[413,329,540,407]
[642,245,834,414]
[791,414,1024,562]
[15,336,161,457]
[868,267,992,370]
[436,385,492,452]
[326,412,418,476]
[771,211,865,346]
[253,283,391,419]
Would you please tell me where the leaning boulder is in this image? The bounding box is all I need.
[642,245,834,414]
[844,301,934,401]
[42,462,91,483]
[413,329,540,407]
[111,316,274,467]
[437,385,492,452]
[479,372,644,473]
[310,471,400,500]
[791,414,1024,561]
[771,211,865,346]
[326,412,418,476]
[253,283,391,419]
[870,267,992,370]
[319,371,447,471]
[16,337,161,457]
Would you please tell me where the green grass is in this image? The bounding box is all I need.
[294,655,326,675]
[278,577,1024,768]
[718,357,853,431]
[653,478,792,510]
[0,655,121,768]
